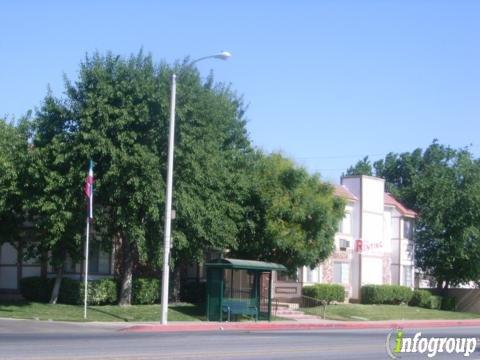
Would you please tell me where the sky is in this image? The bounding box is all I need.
[1,1,479,183]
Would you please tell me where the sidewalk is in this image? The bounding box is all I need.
[122,318,480,333]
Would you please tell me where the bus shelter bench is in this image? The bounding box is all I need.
[222,300,258,322]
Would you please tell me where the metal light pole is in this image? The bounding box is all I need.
[161,51,232,325]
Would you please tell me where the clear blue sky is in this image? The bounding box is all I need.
[1,1,479,183]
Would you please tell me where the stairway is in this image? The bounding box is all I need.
[273,302,321,321]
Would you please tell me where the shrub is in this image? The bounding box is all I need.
[441,296,456,311]
[57,278,118,305]
[409,289,432,308]
[19,277,53,302]
[19,276,118,305]
[132,277,160,305]
[429,295,443,310]
[58,277,82,304]
[86,278,117,305]
[180,281,206,304]
[302,284,345,304]
[361,285,413,305]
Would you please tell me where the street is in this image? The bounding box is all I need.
[0,319,479,359]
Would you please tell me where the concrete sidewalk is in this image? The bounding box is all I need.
[122,318,480,333]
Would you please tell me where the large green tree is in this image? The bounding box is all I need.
[348,141,480,288]
[32,52,252,304]
[234,153,345,271]
[0,118,31,246]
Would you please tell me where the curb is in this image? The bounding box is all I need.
[121,319,480,333]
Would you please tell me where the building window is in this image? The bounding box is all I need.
[402,265,413,287]
[342,212,352,235]
[62,246,111,275]
[403,219,413,240]
[306,266,320,283]
[333,262,349,284]
[88,247,111,275]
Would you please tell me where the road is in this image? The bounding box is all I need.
[0,319,479,359]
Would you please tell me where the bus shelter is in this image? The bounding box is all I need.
[205,258,287,322]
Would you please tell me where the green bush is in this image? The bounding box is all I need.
[58,277,81,304]
[302,284,345,304]
[409,289,432,308]
[58,277,118,305]
[441,296,456,311]
[86,278,117,305]
[19,277,53,302]
[361,285,413,305]
[429,295,443,310]
[132,277,160,305]
[180,281,206,304]
[19,276,117,305]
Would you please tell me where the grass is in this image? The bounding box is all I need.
[0,301,205,322]
[0,301,290,322]
[302,303,480,321]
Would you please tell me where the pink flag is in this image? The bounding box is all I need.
[84,160,94,218]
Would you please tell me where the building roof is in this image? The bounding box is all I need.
[205,258,287,271]
[334,185,358,201]
[384,193,417,218]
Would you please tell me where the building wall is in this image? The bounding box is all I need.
[284,175,415,303]
[0,241,112,292]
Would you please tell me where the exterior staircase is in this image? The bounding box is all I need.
[273,301,321,321]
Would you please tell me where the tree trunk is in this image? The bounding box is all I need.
[172,265,182,303]
[49,266,64,304]
[119,235,133,306]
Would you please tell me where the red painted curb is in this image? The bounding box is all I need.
[121,319,480,333]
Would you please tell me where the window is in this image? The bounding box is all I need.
[333,262,349,284]
[402,265,413,287]
[62,246,111,274]
[403,219,413,240]
[306,266,320,283]
[88,247,111,274]
[342,212,352,235]
[339,239,350,251]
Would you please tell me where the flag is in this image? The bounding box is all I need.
[84,160,94,219]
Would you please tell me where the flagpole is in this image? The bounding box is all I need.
[83,160,94,320]
[84,218,90,319]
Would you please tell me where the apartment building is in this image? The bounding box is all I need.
[274,175,416,302]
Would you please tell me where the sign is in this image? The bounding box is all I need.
[355,239,383,253]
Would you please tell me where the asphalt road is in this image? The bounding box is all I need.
[0,319,479,359]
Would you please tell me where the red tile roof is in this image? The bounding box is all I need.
[384,193,417,218]
[334,185,358,201]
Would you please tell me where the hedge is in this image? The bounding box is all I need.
[441,296,456,311]
[19,277,53,302]
[132,277,160,305]
[361,285,413,305]
[19,276,117,305]
[302,284,345,305]
[429,295,443,310]
[409,289,432,308]
[59,277,117,305]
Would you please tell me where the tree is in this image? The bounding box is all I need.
[0,118,31,247]
[348,141,480,288]
[344,156,373,176]
[28,95,88,303]
[32,51,252,304]
[234,153,345,271]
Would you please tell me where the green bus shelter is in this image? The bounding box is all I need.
[205,258,287,322]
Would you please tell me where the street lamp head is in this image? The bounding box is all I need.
[214,51,232,60]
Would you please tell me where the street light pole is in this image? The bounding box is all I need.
[161,52,231,325]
